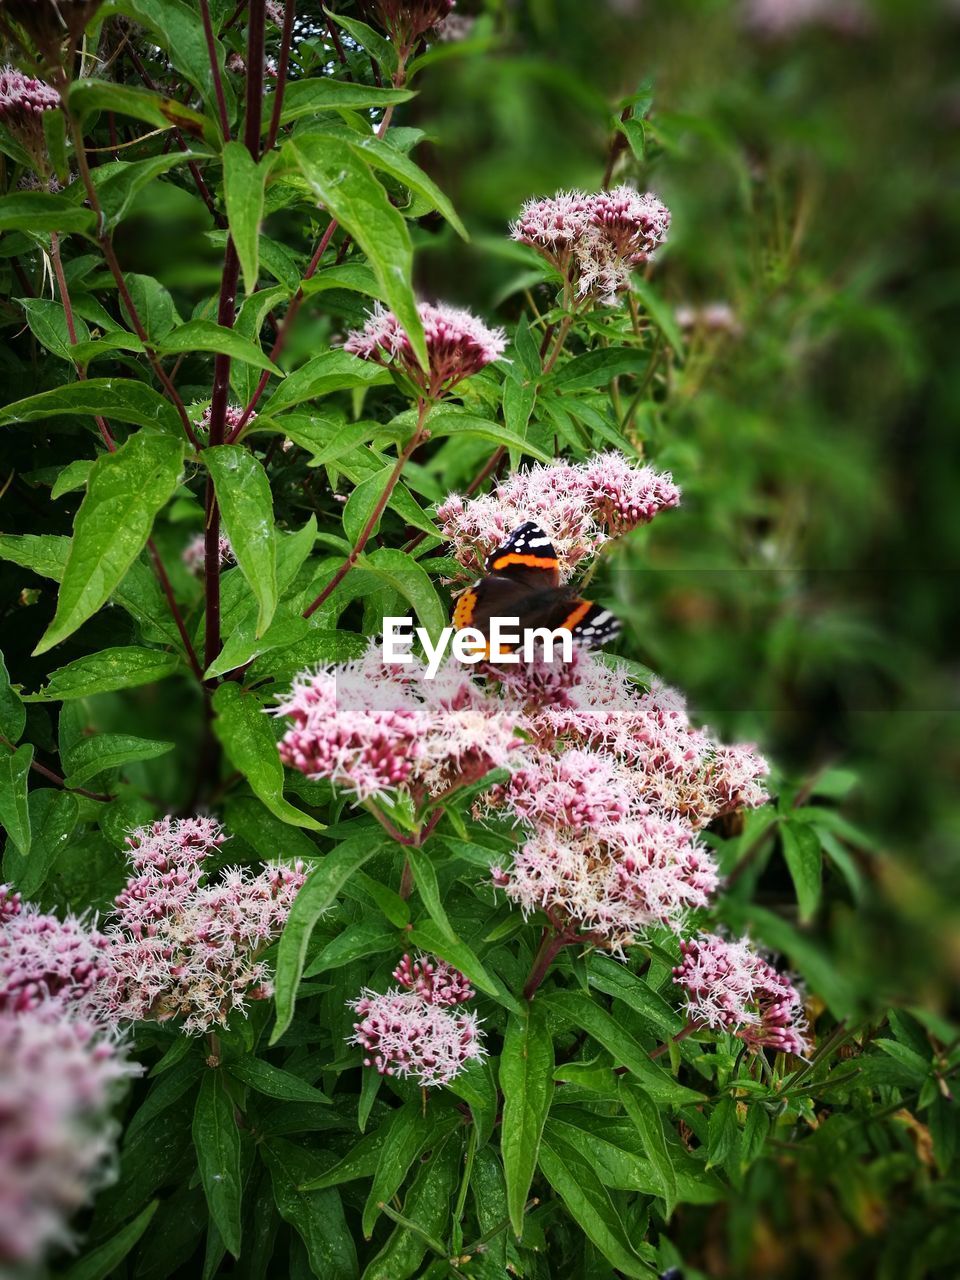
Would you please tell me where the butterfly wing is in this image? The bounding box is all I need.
[483,520,562,589]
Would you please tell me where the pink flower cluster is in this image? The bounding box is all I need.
[0,1007,131,1267]
[675,302,743,338]
[0,889,133,1268]
[673,933,809,1055]
[511,185,671,304]
[197,402,255,438]
[348,952,484,1086]
[275,646,520,806]
[0,891,116,1021]
[436,451,681,580]
[105,817,306,1035]
[183,531,234,574]
[343,300,506,399]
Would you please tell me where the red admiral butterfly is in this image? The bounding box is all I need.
[452,520,620,653]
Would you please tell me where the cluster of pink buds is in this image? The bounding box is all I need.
[0,66,59,169]
[436,451,680,580]
[274,646,520,807]
[673,933,809,1056]
[371,0,456,54]
[348,953,484,1086]
[105,817,306,1035]
[343,300,506,400]
[183,531,235,574]
[511,185,671,305]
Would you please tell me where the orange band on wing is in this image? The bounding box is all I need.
[559,598,593,631]
[490,553,559,571]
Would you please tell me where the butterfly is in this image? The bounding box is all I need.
[452,520,620,655]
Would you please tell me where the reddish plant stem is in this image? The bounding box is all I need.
[399,858,415,899]
[243,0,267,158]
[303,400,430,618]
[523,927,573,1001]
[147,541,205,682]
[265,0,296,152]
[649,1020,699,1060]
[199,0,232,138]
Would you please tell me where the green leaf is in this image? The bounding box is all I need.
[0,651,25,742]
[537,1130,654,1277]
[706,1097,739,1171]
[618,1082,678,1217]
[270,78,412,126]
[0,378,182,435]
[0,744,32,857]
[303,920,399,978]
[543,991,703,1105]
[271,833,388,1043]
[262,1140,358,1280]
[263,351,391,417]
[549,348,652,391]
[361,1131,458,1280]
[404,845,456,943]
[342,468,437,545]
[0,192,96,235]
[229,1058,331,1105]
[781,820,823,923]
[68,77,215,145]
[3,789,79,897]
[286,133,427,371]
[92,152,203,228]
[61,1202,159,1280]
[0,534,71,579]
[363,1101,451,1238]
[204,446,278,637]
[20,297,90,361]
[212,684,322,830]
[193,1072,243,1258]
[500,1004,554,1237]
[420,410,551,461]
[158,320,281,374]
[586,954,683,1037]
[874,1038,931,1083]
[63,733,174,789]
[342,133,467,239]
[322,8,398,75]
[25,646,181,702]
[223,142,272,296]
[52,459,96,500]
[35,434,184,654]
[362,548,447,647]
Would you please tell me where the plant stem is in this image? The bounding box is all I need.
[522,927,571,1001]
[147,540,205,682]
[399,858,415,899]
[243,0,266,158]
[302,400,431,618]
[199,0,231,138]
[541,312,575,376]
[649,1020,699,1060]
[265,0,296,152]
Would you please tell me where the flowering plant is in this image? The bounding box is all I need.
[0,2,951,1278]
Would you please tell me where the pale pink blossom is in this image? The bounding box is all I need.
[183,531,234,574]
[348,956,484,1087]
[435,11,474,40]
[0,892,116,1022]
[106,817,305,1035]
[743,0,870,38]
[437,452,680,580]
[494,813,717,948]
[511,186,670,305]
[0,1005,134,1267]
[275,647,520,806]
[226,51,279,77]
[675,302,743,337]
[197,402,255,438]
[673,932,809,1055]
[496,748,630,831]
[343,300,506,398]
